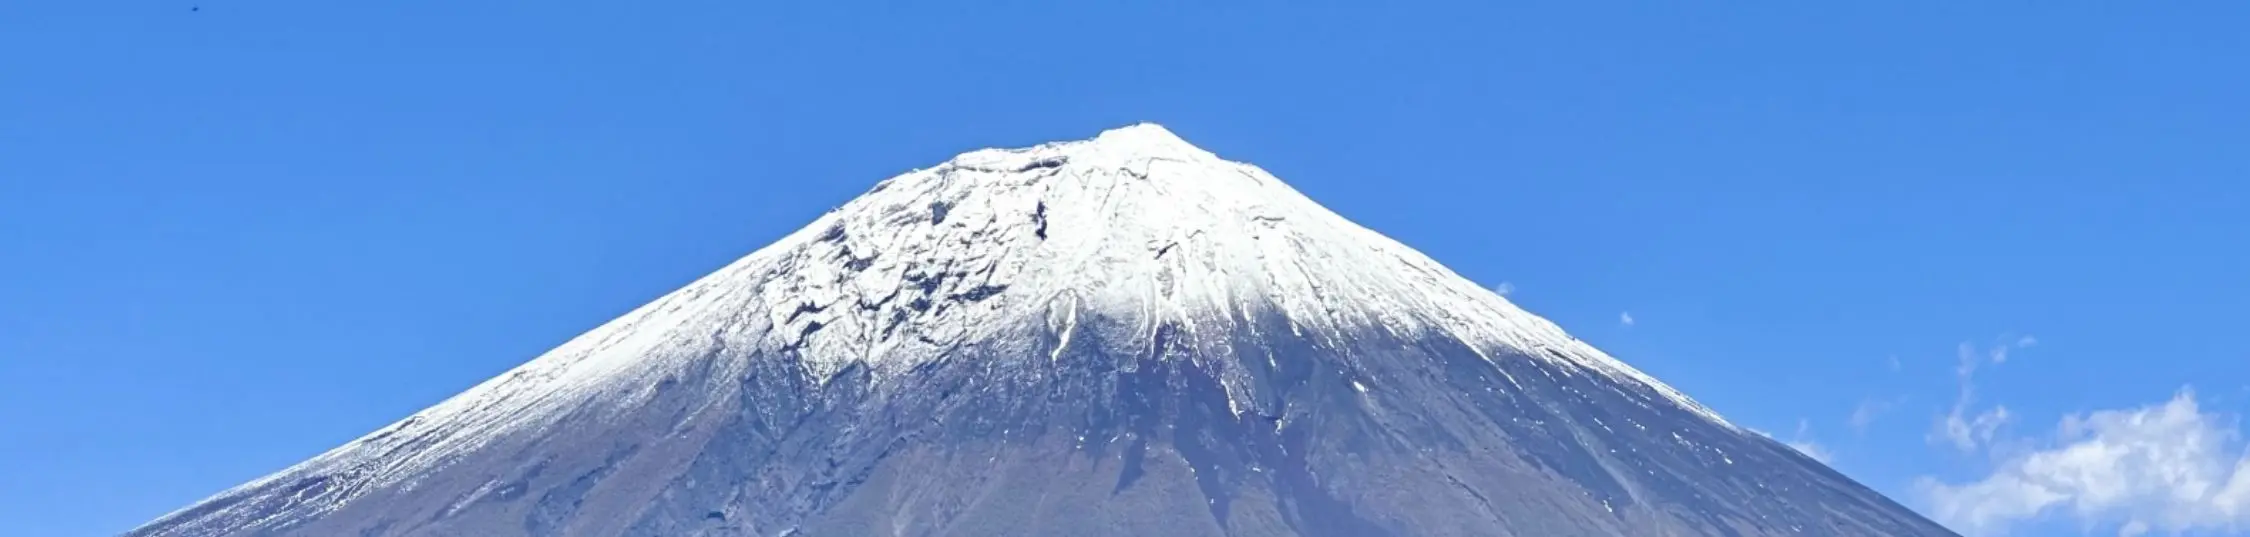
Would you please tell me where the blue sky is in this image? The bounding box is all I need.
[3,3,2246,536]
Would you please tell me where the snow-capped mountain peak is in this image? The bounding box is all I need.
[715,123,1719,415]
[128,124,1954,537]
[1079,121,1209,156]
[184,123,1720,501]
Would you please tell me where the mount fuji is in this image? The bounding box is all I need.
[128,124,1955,537]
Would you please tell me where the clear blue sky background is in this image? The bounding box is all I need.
[4,3,2245,536]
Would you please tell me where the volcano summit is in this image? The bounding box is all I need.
[129,124,1954,537]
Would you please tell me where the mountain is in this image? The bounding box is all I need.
[127,124,1955,537]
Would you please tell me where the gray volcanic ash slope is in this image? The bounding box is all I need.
[129,125,1955,537]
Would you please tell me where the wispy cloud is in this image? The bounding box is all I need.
[1937,406,2013,453]
[1493,281,1515,296]
[1619,312,1635,327]
[1920,388,2250,537]
[1787,439,1835,464]
[1852,397,1902,434]
[1754,420,1836,464]
[1931,337,2037,452]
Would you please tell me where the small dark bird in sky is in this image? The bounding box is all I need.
[191,5,200,11]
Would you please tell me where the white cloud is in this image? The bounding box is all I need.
[1789,439,1836,464]
[1932,337,2037,452]
[1920,389,2250,537]
[1853,397,1901,434]
[1888,354,1904,372]
[1938,405,2014,453]
[1619,312,1635,327]
[1754,420,1836,464]
[1493,281,1515,296]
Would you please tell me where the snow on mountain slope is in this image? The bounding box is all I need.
[127,124,1954,537]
